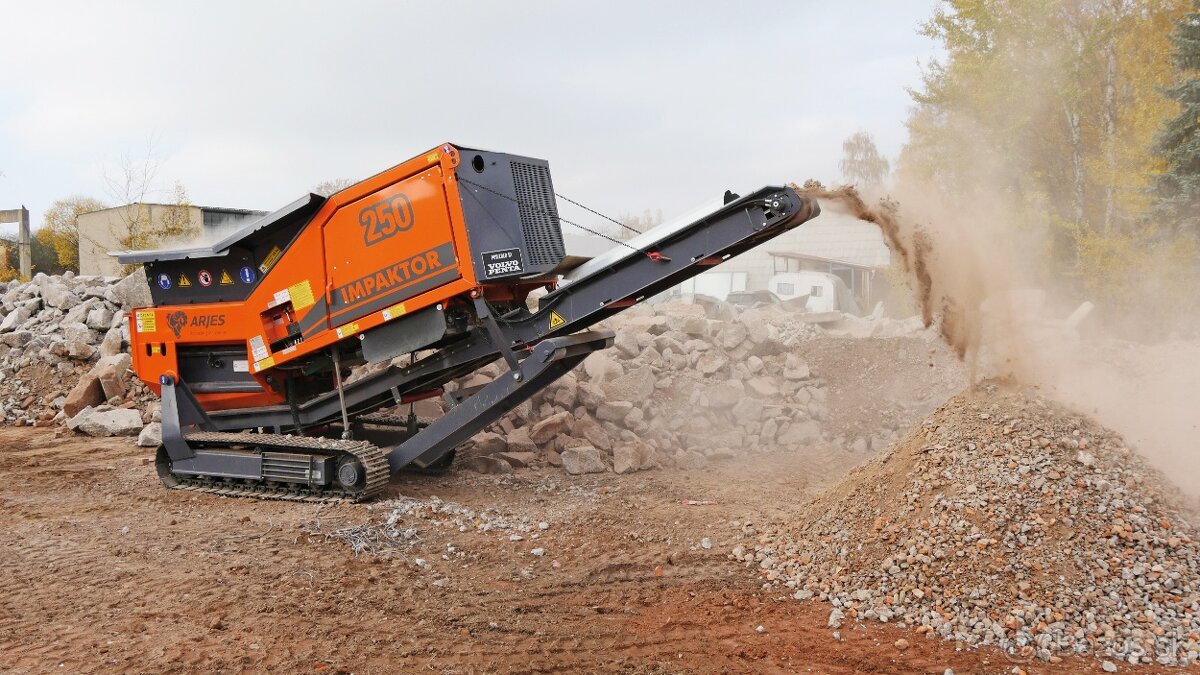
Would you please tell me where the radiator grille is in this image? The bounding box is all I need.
[262,452,314,482]
[510,162,565,267]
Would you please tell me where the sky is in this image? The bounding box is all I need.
[0,1,942,238]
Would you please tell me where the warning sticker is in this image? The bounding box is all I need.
[135,310,157,333]
[232,360,249,373]
[259,246,283,274]
[197,269,213,287]
[178,273,192,288]
[548,310,566,331]
[253,356,275,373]
[271,288,291,308]
[336,322,360,339]
[219,269,235,285]
[381,302,407,321]
[249,335,269,362]
[288,279,315,310]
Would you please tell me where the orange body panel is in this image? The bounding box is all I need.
[129,144,500,411]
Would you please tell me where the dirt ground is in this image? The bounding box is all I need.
[0,427,1187,674]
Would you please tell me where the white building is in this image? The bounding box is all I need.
[675,202,893,311]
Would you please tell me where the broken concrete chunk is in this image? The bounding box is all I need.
[64,372,106,418]
[137,422,163,447]
[463,455,513,474]
[529,410,574,444]
[75,408,143,437]
[560,446,607,475]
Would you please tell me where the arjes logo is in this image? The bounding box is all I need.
[167,311,188,338]
[359,193,415,246]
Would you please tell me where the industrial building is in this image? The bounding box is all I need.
[77,203,265,276]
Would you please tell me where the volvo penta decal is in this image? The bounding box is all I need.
[481,248,524,279]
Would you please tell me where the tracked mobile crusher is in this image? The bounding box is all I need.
[115,143,819,501]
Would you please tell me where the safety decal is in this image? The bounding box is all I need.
[259,246,283,274]
[197,270,213,287]
[219,270,235,285]
[239,266,257,284]
[135,310,157,333]
[178,273,192,288]
[381,302,407,321]
[271,287,291,308]
[548,310,566,331]
[156,273,172,290]
[288,279,315,310]
[249,335,269,362]
[253,356,275,373]
[232,360,249,373]
[335,322,360,339]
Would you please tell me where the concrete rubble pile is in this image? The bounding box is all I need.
[740,383,1200,667]
[0,270,160,443]
[454,300,928,476]
[0,268,925,460]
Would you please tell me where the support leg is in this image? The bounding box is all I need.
[159,375,216,461]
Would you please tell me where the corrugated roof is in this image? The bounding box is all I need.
[79,202,266,216]
[768,202,891,269]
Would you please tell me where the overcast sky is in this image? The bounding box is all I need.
[0,1,941,237]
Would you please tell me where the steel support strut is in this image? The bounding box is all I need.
[385,330,613,470]
[159,374,216,461]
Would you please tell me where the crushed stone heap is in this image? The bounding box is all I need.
[743,383,1200,667]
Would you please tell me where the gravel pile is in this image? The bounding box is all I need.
[740,382,1200,666]
[0,270,158,435]
[448,300,930,476]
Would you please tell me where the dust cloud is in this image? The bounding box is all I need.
[793,181,1200,494]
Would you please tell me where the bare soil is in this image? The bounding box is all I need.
[0,427,1178,674]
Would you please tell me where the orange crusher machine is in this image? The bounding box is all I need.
[115,143,819,501]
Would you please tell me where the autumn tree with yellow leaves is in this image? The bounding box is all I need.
[899,0,1196,327]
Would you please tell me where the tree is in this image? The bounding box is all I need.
[38,195,107,272]
[895,0,1195,334]
[1,232,60,278]
[840,131,890,190]
[98,144,200,272]
[616,208,662,241]
[1154,3,1200,238]
[312,178,356,197]
[101,150,158,255]
[155,182,197,245]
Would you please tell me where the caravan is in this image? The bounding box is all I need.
[768,271,862,315]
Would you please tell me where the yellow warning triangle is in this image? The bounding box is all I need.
[548,310,566,330]
[178,273,192,287]
[219,269,235,285]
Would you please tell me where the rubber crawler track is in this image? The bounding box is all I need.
[156,432,389,503]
